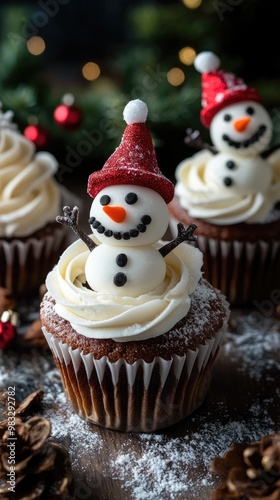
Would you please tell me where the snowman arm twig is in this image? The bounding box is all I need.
[261,143,280,159]
[56,206,96,252]
[159,223,197,258]
[184,128,217,154]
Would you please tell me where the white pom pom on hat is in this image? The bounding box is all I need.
[123,99,148,124]
[194,51,220,74]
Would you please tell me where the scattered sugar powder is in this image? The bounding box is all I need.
[224,313,280,381]
[110,402,276,500]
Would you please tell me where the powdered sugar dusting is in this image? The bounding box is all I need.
[109,402,275,499]
[225,312,280,381]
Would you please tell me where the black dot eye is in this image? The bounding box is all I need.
[125,192,138,205]
[246,106,254,115]
[224,114,232,122]
[100,195,111,206]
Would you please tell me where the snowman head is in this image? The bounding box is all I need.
[87,99,174,247]
[210,101,272,156]
[89,184,169,246]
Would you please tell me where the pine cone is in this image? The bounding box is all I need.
[211,434,280,499]
[0,415,75,499]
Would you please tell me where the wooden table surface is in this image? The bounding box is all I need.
[1,303,279,500]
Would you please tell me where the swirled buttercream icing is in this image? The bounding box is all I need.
[175,149,280,225]
[0,128,60,237]
[46,237,203,342]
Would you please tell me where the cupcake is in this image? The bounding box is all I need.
[40,99,229,433]
[169,52,280,306]
[0,105,69,296]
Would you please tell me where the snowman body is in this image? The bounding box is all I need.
[85,184,170,296]
[205,100,274,194]
[205,153,272,195]
[85,244,166,297]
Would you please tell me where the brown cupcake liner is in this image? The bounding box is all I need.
[0,226,68,296]
[169,217,280,306]
[42,320,227,433]
[198,235,280,305]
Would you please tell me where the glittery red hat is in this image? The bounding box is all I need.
[194,52,261,128]
[87,99,174,204]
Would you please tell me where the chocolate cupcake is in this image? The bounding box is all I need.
[169,52,280,305]
[0,105,69,296]
[40,99,229,432]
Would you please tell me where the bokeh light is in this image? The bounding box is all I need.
[82,62,101,81]
[179,46,196,66]
[167,67,185,86]
[182,0,202,8]
[27,36,46,56]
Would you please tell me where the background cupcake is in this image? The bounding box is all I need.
[0,105,70,297]
[169,52,280,306]
[40,99,229,433]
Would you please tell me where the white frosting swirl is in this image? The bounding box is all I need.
[46,237,203,342]
[0,128,60,237]
[175,150,280,225]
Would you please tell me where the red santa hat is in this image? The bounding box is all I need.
[87,99,174,204]
[194,51,261,128]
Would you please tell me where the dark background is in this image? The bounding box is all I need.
[5,0,278,79]
[0,0,280,185]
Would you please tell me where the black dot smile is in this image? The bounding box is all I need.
[89,214,152,240]
[222,125,267,149]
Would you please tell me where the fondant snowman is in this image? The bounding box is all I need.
[57,100,196,297]
[185,51,279,195]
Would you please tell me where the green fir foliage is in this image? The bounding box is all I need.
[0,1,279,181]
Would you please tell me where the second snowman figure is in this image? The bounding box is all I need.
[182,51,280,223]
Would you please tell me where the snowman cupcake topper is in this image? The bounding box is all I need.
[184,51,280,194]
[57,99,196,297]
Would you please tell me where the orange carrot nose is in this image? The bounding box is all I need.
[103,205,126,223]
[234,117,251,132]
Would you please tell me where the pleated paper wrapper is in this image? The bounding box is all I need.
[169,216,280,306]
[0,226,68,296]
[43,315,228,432]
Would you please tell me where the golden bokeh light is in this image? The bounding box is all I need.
[26,36,46,56]
[182,0,202,8]
[82,62,101,81]
[167,67,185,86]
[179,46,196,66]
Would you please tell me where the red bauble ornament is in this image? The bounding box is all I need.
[24,124,49,148]
[53,103,82,130]
[0,311,18,349]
